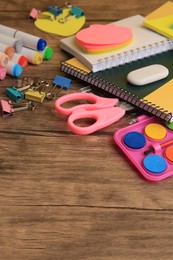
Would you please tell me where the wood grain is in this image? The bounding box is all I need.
[0,1,173,259]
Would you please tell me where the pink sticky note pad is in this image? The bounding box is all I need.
[76,38,132,53]
[0,66,7,80]
[76,24,133,46]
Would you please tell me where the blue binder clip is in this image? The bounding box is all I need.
[53,75,72,89]
[46,75,72,99]
[6,87,25,103]
[48,5,62,16]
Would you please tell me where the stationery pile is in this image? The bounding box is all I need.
[57,1,173,182]
[59,9,173,123]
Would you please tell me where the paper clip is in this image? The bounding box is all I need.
[59,6,84,23]
[46,75,72,100]
[0,100,35,117]
[5,77,34,102]
[60,2,72,8]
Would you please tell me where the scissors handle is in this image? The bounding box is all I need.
[55,92,119,115]
[68,107,125,135]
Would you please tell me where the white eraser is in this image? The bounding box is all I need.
[127,64,169,86]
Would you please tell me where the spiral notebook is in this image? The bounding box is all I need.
[60,15,173,72]
[60,48,173,123]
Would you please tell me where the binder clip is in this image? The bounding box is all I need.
[59,6,84,23]
[29,8,41,20]
[48,3,72,16]
[46,75,72,99]
[48,5,63,16]
[25,89,46,103]
[0,100,35,117]
[6,87,25,103]
[25,78,46,102]
[40,3,72,21]
[5,77,34,102]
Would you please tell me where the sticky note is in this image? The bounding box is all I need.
[76,24,133,46]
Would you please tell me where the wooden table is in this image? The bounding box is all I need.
[1,1,173,259]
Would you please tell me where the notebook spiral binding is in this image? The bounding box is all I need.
[60,61,173,123]
[95,39,173,71]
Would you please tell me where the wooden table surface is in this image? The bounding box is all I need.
[1,1,173,259]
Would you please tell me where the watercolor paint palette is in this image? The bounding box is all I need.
[114,115,173,182]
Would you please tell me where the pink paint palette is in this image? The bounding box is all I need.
[114,115,173,182]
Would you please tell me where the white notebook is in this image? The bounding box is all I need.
[60,15,173,72]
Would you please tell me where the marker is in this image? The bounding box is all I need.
[0,66,7,80]
[40,46,54,60]
[0,52,9,67]
[5,61,23,77]
[11,53,28,68]
[0,42,15,59]
[19,47,43,65]
[0,33,23,53]
[0,24,47,51]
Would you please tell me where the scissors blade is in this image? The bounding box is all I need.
[117,101,136,112]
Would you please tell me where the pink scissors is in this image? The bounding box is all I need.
[55,92,129,135]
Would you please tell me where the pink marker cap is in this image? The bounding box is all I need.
[0,66,7,80]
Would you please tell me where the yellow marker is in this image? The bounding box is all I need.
[144,123,167,140]
[25,89,45,103]
[19,47,43,65]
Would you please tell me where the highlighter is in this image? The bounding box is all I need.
[0,52,9,67]
[0,42,15,59]
[40,46,54,60]
[0,65,7,80]
[11,53,28,68]
[19,47,43,65]
[5,61,23,77]
[0,25,47,51]
[0,33,23,53]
